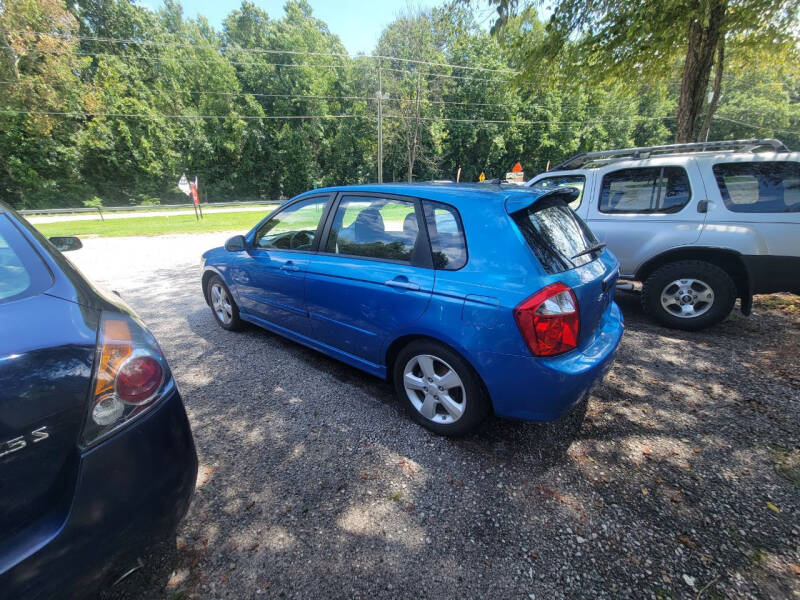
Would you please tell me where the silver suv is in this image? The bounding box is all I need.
[527,139,799,330]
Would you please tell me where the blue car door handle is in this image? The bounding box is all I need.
[384,279,420,291]
[280,262,300,272]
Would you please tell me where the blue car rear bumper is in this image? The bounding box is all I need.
[0,390,198,599]
[478,302,624,421]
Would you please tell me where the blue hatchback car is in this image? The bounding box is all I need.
[0,203,197,598]
[202,183,623,435]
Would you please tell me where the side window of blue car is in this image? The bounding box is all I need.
[325,195,423,263]
[253,196,329,251]
[422,201,467,270]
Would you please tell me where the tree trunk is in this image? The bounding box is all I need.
[674,0,727,143]
[0,28,20,80]
[698,39,724,143]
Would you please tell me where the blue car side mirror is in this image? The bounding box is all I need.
[224,235,247,252]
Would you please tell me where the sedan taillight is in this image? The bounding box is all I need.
[513,282,580,357]
[82,311,172,446]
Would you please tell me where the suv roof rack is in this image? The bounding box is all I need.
[549,138,789,171]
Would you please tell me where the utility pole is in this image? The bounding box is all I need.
[376,60,389,183]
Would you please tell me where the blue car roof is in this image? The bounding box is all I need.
[300,182,534,204]
[297,182,578,214]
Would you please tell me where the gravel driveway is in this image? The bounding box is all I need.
[67,233,800,600]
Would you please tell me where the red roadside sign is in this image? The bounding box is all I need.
[190,177,199,206]
[511,161,523,173]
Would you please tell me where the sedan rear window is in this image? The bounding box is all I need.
[511,196,601,274]
[0,215,51,303]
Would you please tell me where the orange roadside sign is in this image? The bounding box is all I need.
[511,161,523,173]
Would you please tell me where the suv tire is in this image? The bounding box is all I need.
[393,340,489,436]
[642,260,736,331]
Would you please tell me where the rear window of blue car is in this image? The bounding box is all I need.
[0,215,52,303]
[422,201,467,270]
[511,196,601,274]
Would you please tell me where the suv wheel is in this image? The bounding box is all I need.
[642,260,736,331]
[393,340,489,436]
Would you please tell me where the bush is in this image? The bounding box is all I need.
[83,196,104,209]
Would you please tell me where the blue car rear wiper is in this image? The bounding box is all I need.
[571,242,607,260]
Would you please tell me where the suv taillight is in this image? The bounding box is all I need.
[513,282,580,357]
[81,311,172,447]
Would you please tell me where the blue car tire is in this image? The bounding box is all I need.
[207,274,244,331]
[392,339,489,436]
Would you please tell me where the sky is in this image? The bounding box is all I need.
[153,0,462,55]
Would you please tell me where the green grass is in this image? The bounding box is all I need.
[29,202,277,219]
[34,210,271,238]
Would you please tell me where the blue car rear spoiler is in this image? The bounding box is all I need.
[504,187,580,215]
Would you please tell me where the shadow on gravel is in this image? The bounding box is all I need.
[100,274,800,600]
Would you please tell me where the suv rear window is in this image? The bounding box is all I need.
[511,196,601,274]
[599,166,691,214]
[713,161,800,213]
[0,215,52,303]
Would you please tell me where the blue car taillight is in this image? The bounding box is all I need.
[80,311,174,448]
[513,282,580,357]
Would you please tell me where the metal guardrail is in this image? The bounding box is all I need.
[19,200,281,216]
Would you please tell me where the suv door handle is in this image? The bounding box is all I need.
[697,199,709,213]
[280,262,300,272]
[384,279,420,291]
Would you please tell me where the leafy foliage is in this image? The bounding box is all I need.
[0,0,797,208]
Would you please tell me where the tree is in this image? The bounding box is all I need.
[0,0,87,207]
[487,0,800,142]
[377,8,447,181]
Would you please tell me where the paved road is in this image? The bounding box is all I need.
[63,234,800,600]
[27,205,278,224]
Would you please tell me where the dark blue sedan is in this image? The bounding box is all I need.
[202,183,623,436]
[0,203,198,598]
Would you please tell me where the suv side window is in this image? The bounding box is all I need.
[422,201,467,270]
[325,195,422,263]
[533,175,586,210]
[713,161,800,213]
[599,167,691,214]
[0,215,52,303]
[254,196,328,250]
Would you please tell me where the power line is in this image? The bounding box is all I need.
[31,48,352,70]
[379,65,504,84]
[0,79,526,109]
[712,115,799,136]
[10,30,520,74]
[6,106,792,137]
[0,109,372,120]
[0,80,373,102]
[28,47,512,84]
[1,108,678,127]
[389,114,676,125]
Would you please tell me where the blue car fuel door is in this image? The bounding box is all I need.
[305,194,434,365]
[233,196,330,337]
